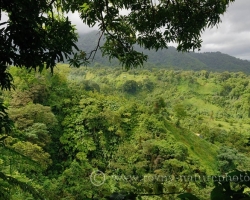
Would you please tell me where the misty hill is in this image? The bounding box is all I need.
[77,31,250,73]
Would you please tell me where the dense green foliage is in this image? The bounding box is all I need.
[1,65,250,199]
[1,1,248,199]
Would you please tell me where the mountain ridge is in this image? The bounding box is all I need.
[76,31,250,73]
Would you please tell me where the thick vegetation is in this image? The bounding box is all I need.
[1,65,250,199]
[2,0,248,199]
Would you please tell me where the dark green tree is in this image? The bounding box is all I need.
[122,80,138,94]
[81,80,100,92]
[217,147,247,174]
[0,0,80,90]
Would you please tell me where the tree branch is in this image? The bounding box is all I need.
[100,0,131,52]
[0,21,8,26]
[86,31,104,61]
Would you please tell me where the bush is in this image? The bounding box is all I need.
[122,80,138,94]
[81,80,100,92]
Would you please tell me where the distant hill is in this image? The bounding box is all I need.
[76,31,250,73]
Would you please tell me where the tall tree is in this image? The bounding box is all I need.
[1,0,235,90]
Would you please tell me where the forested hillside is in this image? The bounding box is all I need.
[77,31,250,73]
[2,0,249,199]
[2,65,250,199]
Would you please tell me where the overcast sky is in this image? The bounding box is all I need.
[199,0,250,60]
[68,0,250,61]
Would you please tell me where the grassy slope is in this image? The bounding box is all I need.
[179,132,218,174]
[166,122,219,174]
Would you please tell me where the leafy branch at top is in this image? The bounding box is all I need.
[0,0,235,89]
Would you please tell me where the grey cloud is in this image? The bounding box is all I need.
[199,0,250,60]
